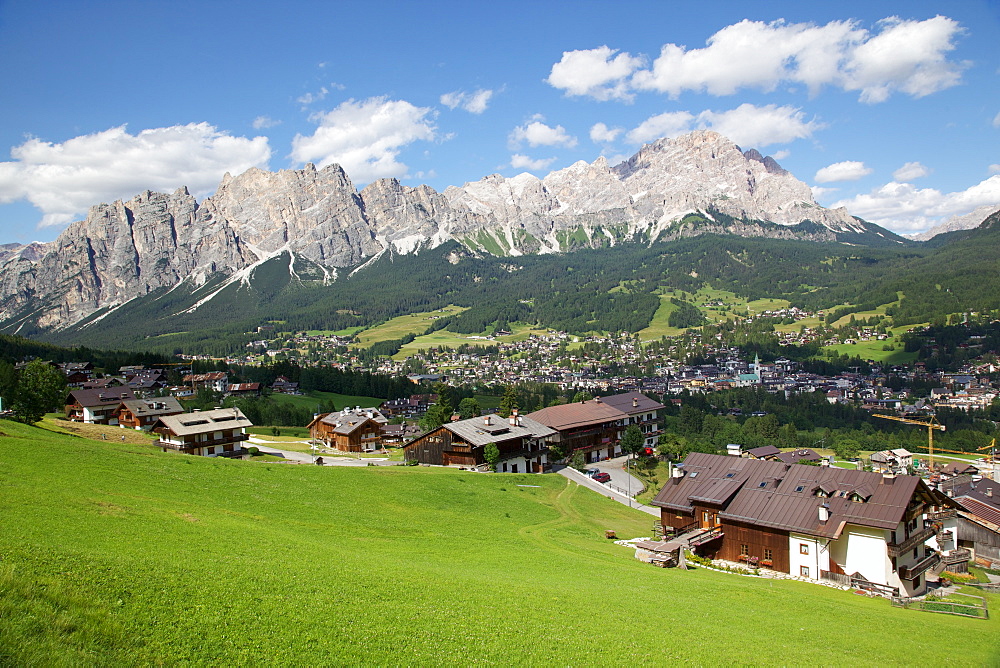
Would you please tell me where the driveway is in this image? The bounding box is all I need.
[555,465,659,517]
[593,455,646,497]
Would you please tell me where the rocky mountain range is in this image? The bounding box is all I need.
[911,204,1000,241]
[0,130,901,333]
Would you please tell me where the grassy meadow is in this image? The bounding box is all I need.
[1,420,997,665]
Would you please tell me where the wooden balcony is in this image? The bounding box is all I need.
[941,548,972,566]
[887,525,936,557]
[157,432,249,452]
[898,552,941,581]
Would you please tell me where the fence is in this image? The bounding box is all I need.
[891,593,989,620]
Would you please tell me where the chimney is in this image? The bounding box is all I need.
[946,489,953,497]
[509,409,519,426]
[672,467,684,479]
[818,503,830,522]
[632,397,639,408]
[882,472,895,484]
[594,396,601,403]
[484,415,491,426]
[988,488,994,498]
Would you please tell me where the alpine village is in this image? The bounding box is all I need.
[3,9,1000,662]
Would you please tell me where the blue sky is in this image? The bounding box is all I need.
[1,0,998,244]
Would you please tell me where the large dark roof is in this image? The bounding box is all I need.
[652,453,935,539]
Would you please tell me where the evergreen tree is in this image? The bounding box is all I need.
[498,385,519,418]
[11,360,67,424]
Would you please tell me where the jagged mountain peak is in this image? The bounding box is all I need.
[1,130,900,332]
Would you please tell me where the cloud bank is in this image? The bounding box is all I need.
[0,123,271,228]
[548,16,966,104]
[290,97,437,184]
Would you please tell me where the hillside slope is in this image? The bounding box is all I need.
[0,420,996,665]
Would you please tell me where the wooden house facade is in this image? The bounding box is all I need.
[114,397,184,430]
[65,388,136,424]
[151,408,253,457]
[308,408,388,452]
[403,412,555,472]
[652,453,952,596]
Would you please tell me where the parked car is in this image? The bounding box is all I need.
[593,472,612,483]
[585,468,600,477]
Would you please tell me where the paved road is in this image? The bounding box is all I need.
[556,465,659,517]
[592,455,647,497]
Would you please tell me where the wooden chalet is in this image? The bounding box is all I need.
[271,376,300,394]
[65,388,136,424]
[403,411,555,472]
[183,372,229,393]
[652,453,952,597]
[526,392,663,463]
[151,407,253,457]
[308,407,388,452]
[113,397,184,430]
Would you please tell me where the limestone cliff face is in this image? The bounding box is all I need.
[0,130,881,331]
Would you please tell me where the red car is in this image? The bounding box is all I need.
[592,472,612,483]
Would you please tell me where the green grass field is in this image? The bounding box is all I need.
[352,306,468,349]
[393,322,558,359]
[1,420,996,665]
[269,390,383,412]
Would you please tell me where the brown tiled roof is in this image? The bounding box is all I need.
[153,407,253,436]
[67,388,136,407]
[527,400,626,430]
[598,391,664,414]
[652,452,929,539]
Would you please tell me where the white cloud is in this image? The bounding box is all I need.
[810,185,839,199]
[440,88,494,114]
[589,122,622,143]
[695,103,819,147]
[833,174,1000,233]
[625,104,818,147]
[625,111,694,144]
[510,154,556,171]
[252,115,281,129]
[771,150,790,160]
[546,45,644,101]
[508,120,577,149]
[844,16,966,103]
[297,87,329,106]
[0,123,271,228]
[992,111,1000,128]
[815,161,873,183]
[893,161,930,182]
[556,17,965,103]
[290,97,436,184]
[991,164,1000,174]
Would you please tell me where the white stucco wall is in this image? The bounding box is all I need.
[788,533,830,580]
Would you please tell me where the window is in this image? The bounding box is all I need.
[740,544,749,556]
[800,543,810,555]
[800,566,810,577]
[794,485,805,493]
[758,481,767,488]
[764,548,773,561]
[689,472,699,478]
[725,473,735,478]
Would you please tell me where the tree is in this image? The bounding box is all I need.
[483,442,500,469]
[572,391,593,403]
[657,433,691,460]
[833,437,861,460]
[11,360,67,424]
[498,385,519,418]
[458,397,481,420]
[619,424,645,457]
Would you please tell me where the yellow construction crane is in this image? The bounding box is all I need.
[978,438,997,464]
[873,414,946,469]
